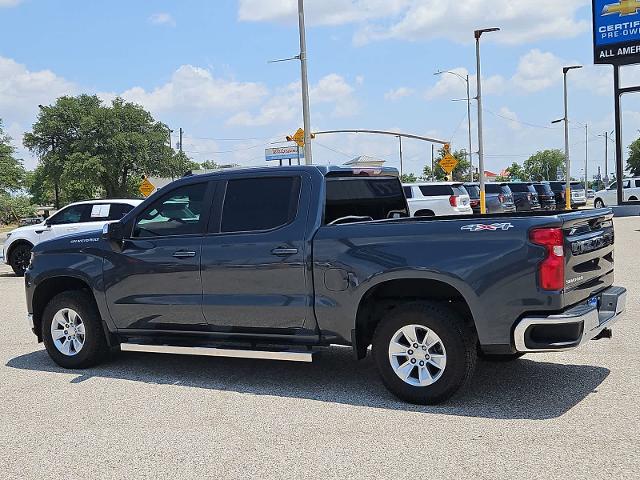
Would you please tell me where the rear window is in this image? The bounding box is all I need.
[464,184,480,199]
[325,177,407,224]
[509,183,533,193]
[570,183,585,191]
[533,184,553,195]
[403,186,413,199]
[452,185,468,196]
[419,185,453,196]
[485,184,511,195]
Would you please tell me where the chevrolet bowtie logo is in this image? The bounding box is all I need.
[603,0,640,16]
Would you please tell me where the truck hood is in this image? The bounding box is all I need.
[31,228,108,255]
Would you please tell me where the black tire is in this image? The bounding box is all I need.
[594,199,605,209]
[372,301,477,405]
[478,351,525,362]
[42,291,109,369]
[9,242,32,276]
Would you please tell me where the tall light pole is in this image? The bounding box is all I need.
[397,135,404,177]
[298,0,313,165]
[584,124,588,192]
[474,27,500,214]
[552,65,582,210]
[598,130,614,187]
[435,70,474,182]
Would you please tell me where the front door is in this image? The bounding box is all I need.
[201,173,313,333]
[104,181,213,331]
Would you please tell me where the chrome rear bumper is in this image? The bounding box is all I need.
[514,286,627,352]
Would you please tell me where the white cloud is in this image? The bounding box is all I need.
[118,65,268,114]
[238,0,408,26]
[384,87,414,101]
[425,67,505,100]
[149,13,176,27]
[512,49,565,93]
[497,107,521,131]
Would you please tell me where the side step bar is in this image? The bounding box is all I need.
[120,343,315,363]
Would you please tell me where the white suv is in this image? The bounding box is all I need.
[1,199,142,276]
[594,178,640,208]
[403,182,473,217]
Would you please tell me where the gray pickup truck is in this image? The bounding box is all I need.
[24,166,627,404]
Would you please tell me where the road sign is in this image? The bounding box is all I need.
[139,177,155,197]
[265,146,304,162]
[439,153,458,174]
[289,128,305,147]
[593,0,640,65]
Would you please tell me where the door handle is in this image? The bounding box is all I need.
[271,247,298,256]
[173,251,197,259]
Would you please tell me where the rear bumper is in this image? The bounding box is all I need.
[514,286,627,352]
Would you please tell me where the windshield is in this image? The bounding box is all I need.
[508,183,532,193]
[533,184,553,194]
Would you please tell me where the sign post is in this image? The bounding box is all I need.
[593,0,640,206]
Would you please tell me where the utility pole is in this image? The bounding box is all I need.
[431,144,435,181]
[179,128,183,153]
[599,130,613,187]
[552,65,582,210]
[298,0,313,165]
[398,136,404,177]
[474,27,500,214]
[585,124,589,192]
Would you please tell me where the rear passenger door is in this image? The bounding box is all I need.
[201,173,313,333]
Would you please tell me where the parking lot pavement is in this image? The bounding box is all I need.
[1,219,639,480]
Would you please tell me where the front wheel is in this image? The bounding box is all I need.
[42,291,109,369]
[9,243,32,276]
[594,199,605,209]
[372,301,477,405]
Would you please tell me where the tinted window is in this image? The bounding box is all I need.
[485,184,511,195]
[464,184,480,198]
[325,177,407,224]
[221,177,301,233]
[533,184,553,195]
[452,185,468,196]
[508,183,532,193]
[636,180,640,188]
[570,183,585,191]
[134,183,208,238]
[419,185,453,196]
[48,205,88,225]
[608,182,617,190]
[108,203,136,221]
[403,186,413,199]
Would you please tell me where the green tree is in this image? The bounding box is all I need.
[24,95,194,205]
[0,120,26,195]
[0,195,35,225]
[524,149,565,181]
[505,162,526,180]
[433,148,472,182]
[400,173,417,183]
[627,138,640,176]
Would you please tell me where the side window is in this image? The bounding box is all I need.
[636,180,640,188]
[403,186,413,199]
[419,185,453,196]
[48,205,88,225]
[609,182,617,191]
[133,183,208,238]
[85,204,111,222]
[220,177,301,233]
[108,204,135,221]
[623,180,631,189]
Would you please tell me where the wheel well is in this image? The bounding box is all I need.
[6,240,33,261]
[353,278,475,360]
[32,277,93,341]
[414,209,435,217]
[629,196,638,201]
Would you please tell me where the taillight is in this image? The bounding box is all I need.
[449,195,459,207]
[498,193,505,203]
[470,199,480,207]
[530,228,564,291]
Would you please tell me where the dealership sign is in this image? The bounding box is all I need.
[593,0,640,64]
[265,146,304,162]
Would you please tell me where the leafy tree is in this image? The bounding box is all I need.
[24,95,195,205]
[0,120,26,195]
[0,195,35,225]
[400,173,417,183]
[627,138,640,177]
[505,162,526,180]
[432,148,472,182]
[201,160,221,170]
[524,149,565,181]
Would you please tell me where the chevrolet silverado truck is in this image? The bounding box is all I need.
[24,166,627,404]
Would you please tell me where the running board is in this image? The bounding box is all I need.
[120,343,315,363]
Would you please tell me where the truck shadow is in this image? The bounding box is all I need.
[6,347,609,420]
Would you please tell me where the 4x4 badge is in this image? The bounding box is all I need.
[461,223,514,232]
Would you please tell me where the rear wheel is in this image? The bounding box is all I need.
[42,291,109,369]
[372,301,476,405]
[9,243,32,276]
[594,199,605,209]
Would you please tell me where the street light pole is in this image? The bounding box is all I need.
[297,0,313,165]
[474,27,500,214]
[585,124,588,192]
[397,136,404,177]
[560,66,582,210]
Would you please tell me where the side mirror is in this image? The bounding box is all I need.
[102,222,124,242]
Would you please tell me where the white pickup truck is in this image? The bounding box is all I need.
[594,178,640,208]
[2,199,142,276]
[402,182,473,217]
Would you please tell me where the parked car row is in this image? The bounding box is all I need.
[403,181,588,217]
[593,177,640,208]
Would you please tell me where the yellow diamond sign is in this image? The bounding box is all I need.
[139,177,156,198]
[292,128,305,148]
[439,153,458,174]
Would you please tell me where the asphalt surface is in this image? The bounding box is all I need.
[1,218,639,479]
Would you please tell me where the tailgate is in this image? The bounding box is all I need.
[562,210,615,305]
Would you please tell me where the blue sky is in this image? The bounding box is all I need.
[1,0,640,179]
